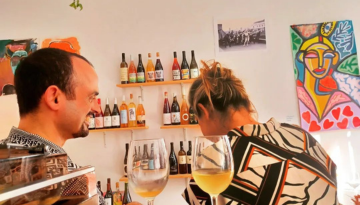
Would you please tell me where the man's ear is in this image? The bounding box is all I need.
[197,103,210,120]
[43,85,61,111]
[297,51,305,63]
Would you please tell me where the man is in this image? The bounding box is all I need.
[0,48,104,203]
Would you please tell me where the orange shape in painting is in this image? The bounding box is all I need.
[41,37,80,54]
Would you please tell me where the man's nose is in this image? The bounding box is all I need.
[91,100,101,114]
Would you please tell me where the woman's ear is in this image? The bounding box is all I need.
[197,103,210,120]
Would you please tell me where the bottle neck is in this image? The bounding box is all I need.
[171,144,174,151]
[125,183,129,192]
[107,183,111,191]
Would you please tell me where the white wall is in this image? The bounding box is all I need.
[1,0,360,204]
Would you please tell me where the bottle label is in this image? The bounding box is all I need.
[129,73,137,83]
[141,159,149,170]
[136,160,141,168]
[171,112,181,124]
[155,70,164,80]
[182,113,189,121]
[112,115,120,126]
[163,113,171,125]
[172,70,181,80]
[120,67,129,81]
[114,194,122,205]
[137,72,145,83]
[190,113,197,124]
[89,118,95,129]
[181,69,190,80]
[179,156,187,164]
[129,108,136,121]
[148,159,155,170]
[155,155,160,169]
[147,71,155,81]
[104,116,112,127]
[121,110,128,124]
[105,198,112,205]
[190,68,199,79]
[95,117,104,128]
[187,155,192,164]
[137,115,146,125]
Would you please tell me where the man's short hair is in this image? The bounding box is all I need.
[14,48,92,116]
[1,84,16,95]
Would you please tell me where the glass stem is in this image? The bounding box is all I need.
[147,199,155,205]
[211,195,217,205]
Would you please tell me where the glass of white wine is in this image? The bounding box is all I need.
[192,135,234,205]
[127,138,169,205]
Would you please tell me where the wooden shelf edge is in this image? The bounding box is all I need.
[116,79,195,88]
[120,174,192,182]
[89,126,149,133]
[160,125,199,129]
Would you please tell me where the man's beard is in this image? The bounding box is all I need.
[72,122,89,138]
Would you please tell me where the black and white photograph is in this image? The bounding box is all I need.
[216,18,266,53]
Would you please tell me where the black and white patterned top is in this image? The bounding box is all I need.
[0,127,105,205]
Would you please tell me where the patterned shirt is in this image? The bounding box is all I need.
[0,127,105,205]
[183,118,338,205]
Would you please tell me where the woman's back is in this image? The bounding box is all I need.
[183,118,338,205]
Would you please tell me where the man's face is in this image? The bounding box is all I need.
[59,57,99,139]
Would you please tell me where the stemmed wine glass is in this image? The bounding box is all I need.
[192,135,234,205]
[127,138,169,205]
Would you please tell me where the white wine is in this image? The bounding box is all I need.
[192,169,234,195]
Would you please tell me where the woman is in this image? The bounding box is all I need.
[182,61,338,205]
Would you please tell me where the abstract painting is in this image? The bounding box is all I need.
[0,39,38,96]
[0,37,81,97]
[290,20,360,132]
[41,37,81,54]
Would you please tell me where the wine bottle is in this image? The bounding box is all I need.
[169,142,178,175]
[88,112,95,130]
[95,98,104,129]
[104,98,112,128]
[124,143,129,177]
[104,178,113,205]
[181,51,190,80]
[178,141,188,174]
[190,50,199,79]
[171,93,181,125]
[146,53,155,82]
[136,96,146,127]
[163,92,171,126]
[187,141,192,174]
[172,52,181,80]
[189,106,198,124]
[97,181,104,197]
[120,95,128,128]
[180,94,189,125]
[137,54,145,83]
[148,143,155,170]
[136,146,141,169]
[141,144,149,170]
[128,94,137,127]
[111,98,120,128]
[128,55,137,84]
[123,182,132,205]
[120,53,129,84]
[113,182,123,205]
[155,52,164,82]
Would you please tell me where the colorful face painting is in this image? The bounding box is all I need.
[41,37,81,54]
[290,20,360,132]
[0,39,38,96]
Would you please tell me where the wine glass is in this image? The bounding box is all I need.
[127,138,169,205]
[192,135,234,205]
